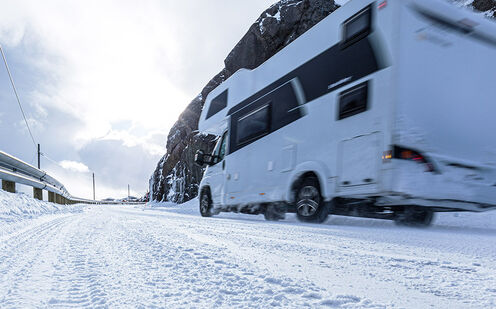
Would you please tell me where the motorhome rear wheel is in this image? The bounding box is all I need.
[295,178,330,223]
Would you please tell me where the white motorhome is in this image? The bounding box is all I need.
[195,0,496,225]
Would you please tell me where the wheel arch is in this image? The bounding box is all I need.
[284,161,332,203]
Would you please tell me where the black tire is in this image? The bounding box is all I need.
[295,177,329,223]
[394,206,434,227]
[264,203,286,221]
[199,189,213,217]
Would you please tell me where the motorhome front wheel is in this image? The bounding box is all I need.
[199,190,213,217]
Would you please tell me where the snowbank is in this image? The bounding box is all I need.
[0,189,84,237]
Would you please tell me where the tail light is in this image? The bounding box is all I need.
[382,150,392,161]
[392,145,438,173]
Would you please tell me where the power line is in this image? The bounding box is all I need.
[40,152,61,167]
[41,152,90,173]
[0,44,37,148]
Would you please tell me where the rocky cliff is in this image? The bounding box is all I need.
[149,0,495,203]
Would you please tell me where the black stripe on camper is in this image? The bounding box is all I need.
[227,37,381,117]
[229,82,302,153]
[227,37,384,154]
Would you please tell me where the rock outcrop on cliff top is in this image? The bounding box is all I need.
[472,0,496,17]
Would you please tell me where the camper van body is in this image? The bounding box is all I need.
[196,0,496,223]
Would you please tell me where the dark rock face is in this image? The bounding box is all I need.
[149,95,217,202]
[149,0,339,203]
[224,0,339,75]
[472,0,496,17]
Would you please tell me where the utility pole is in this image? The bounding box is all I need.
[128,184,130,202]
[37,144,40,169]
[92,173,95,200]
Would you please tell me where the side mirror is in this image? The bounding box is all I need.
[195,150,218,166]
[195,150,205,166]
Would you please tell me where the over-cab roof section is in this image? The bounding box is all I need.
[198,0,378,136]
[199,69,253,136]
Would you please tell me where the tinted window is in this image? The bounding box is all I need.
[338,81,369,120]
[342,5,372,47]
[229,82,305,154]
[211,132,228,165]
[206,90,228,119]
[218,132,228,161]
[237,105,270,144]
[271,83,302,132]
[211,136,222,162]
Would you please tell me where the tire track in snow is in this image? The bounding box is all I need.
[139,208,496,308]
[0,211,114,308]
[0,215,76,307]
[112,208,384,308]
[101,211,354,308]
[47,215,110,307]
[1,205,494,308]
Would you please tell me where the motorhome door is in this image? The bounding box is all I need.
[207,131,228,205]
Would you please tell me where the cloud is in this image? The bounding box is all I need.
[59,160,90,173]
[15,117,44,133]
[1,0,278,139]
[77,138,162,198]
[44,138,160,199]
[0,0,277,198]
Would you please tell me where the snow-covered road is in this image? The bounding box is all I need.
[1,200,495,308]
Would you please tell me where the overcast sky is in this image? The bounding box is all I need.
[0,0,279,199]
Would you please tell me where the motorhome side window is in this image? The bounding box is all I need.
[237,105,270,144]
[212,132,228,164]
[342,5,372,47]
[206,90,228,119]
[218,132,228,161]
[271,83,302,132]
[338,81,369,120]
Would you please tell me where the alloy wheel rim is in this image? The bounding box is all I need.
[297,186,319,217]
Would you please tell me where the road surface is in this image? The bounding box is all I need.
[1,201,495,308]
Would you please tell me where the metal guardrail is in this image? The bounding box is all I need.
[0,150,142,205]
[0,150,68,195]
